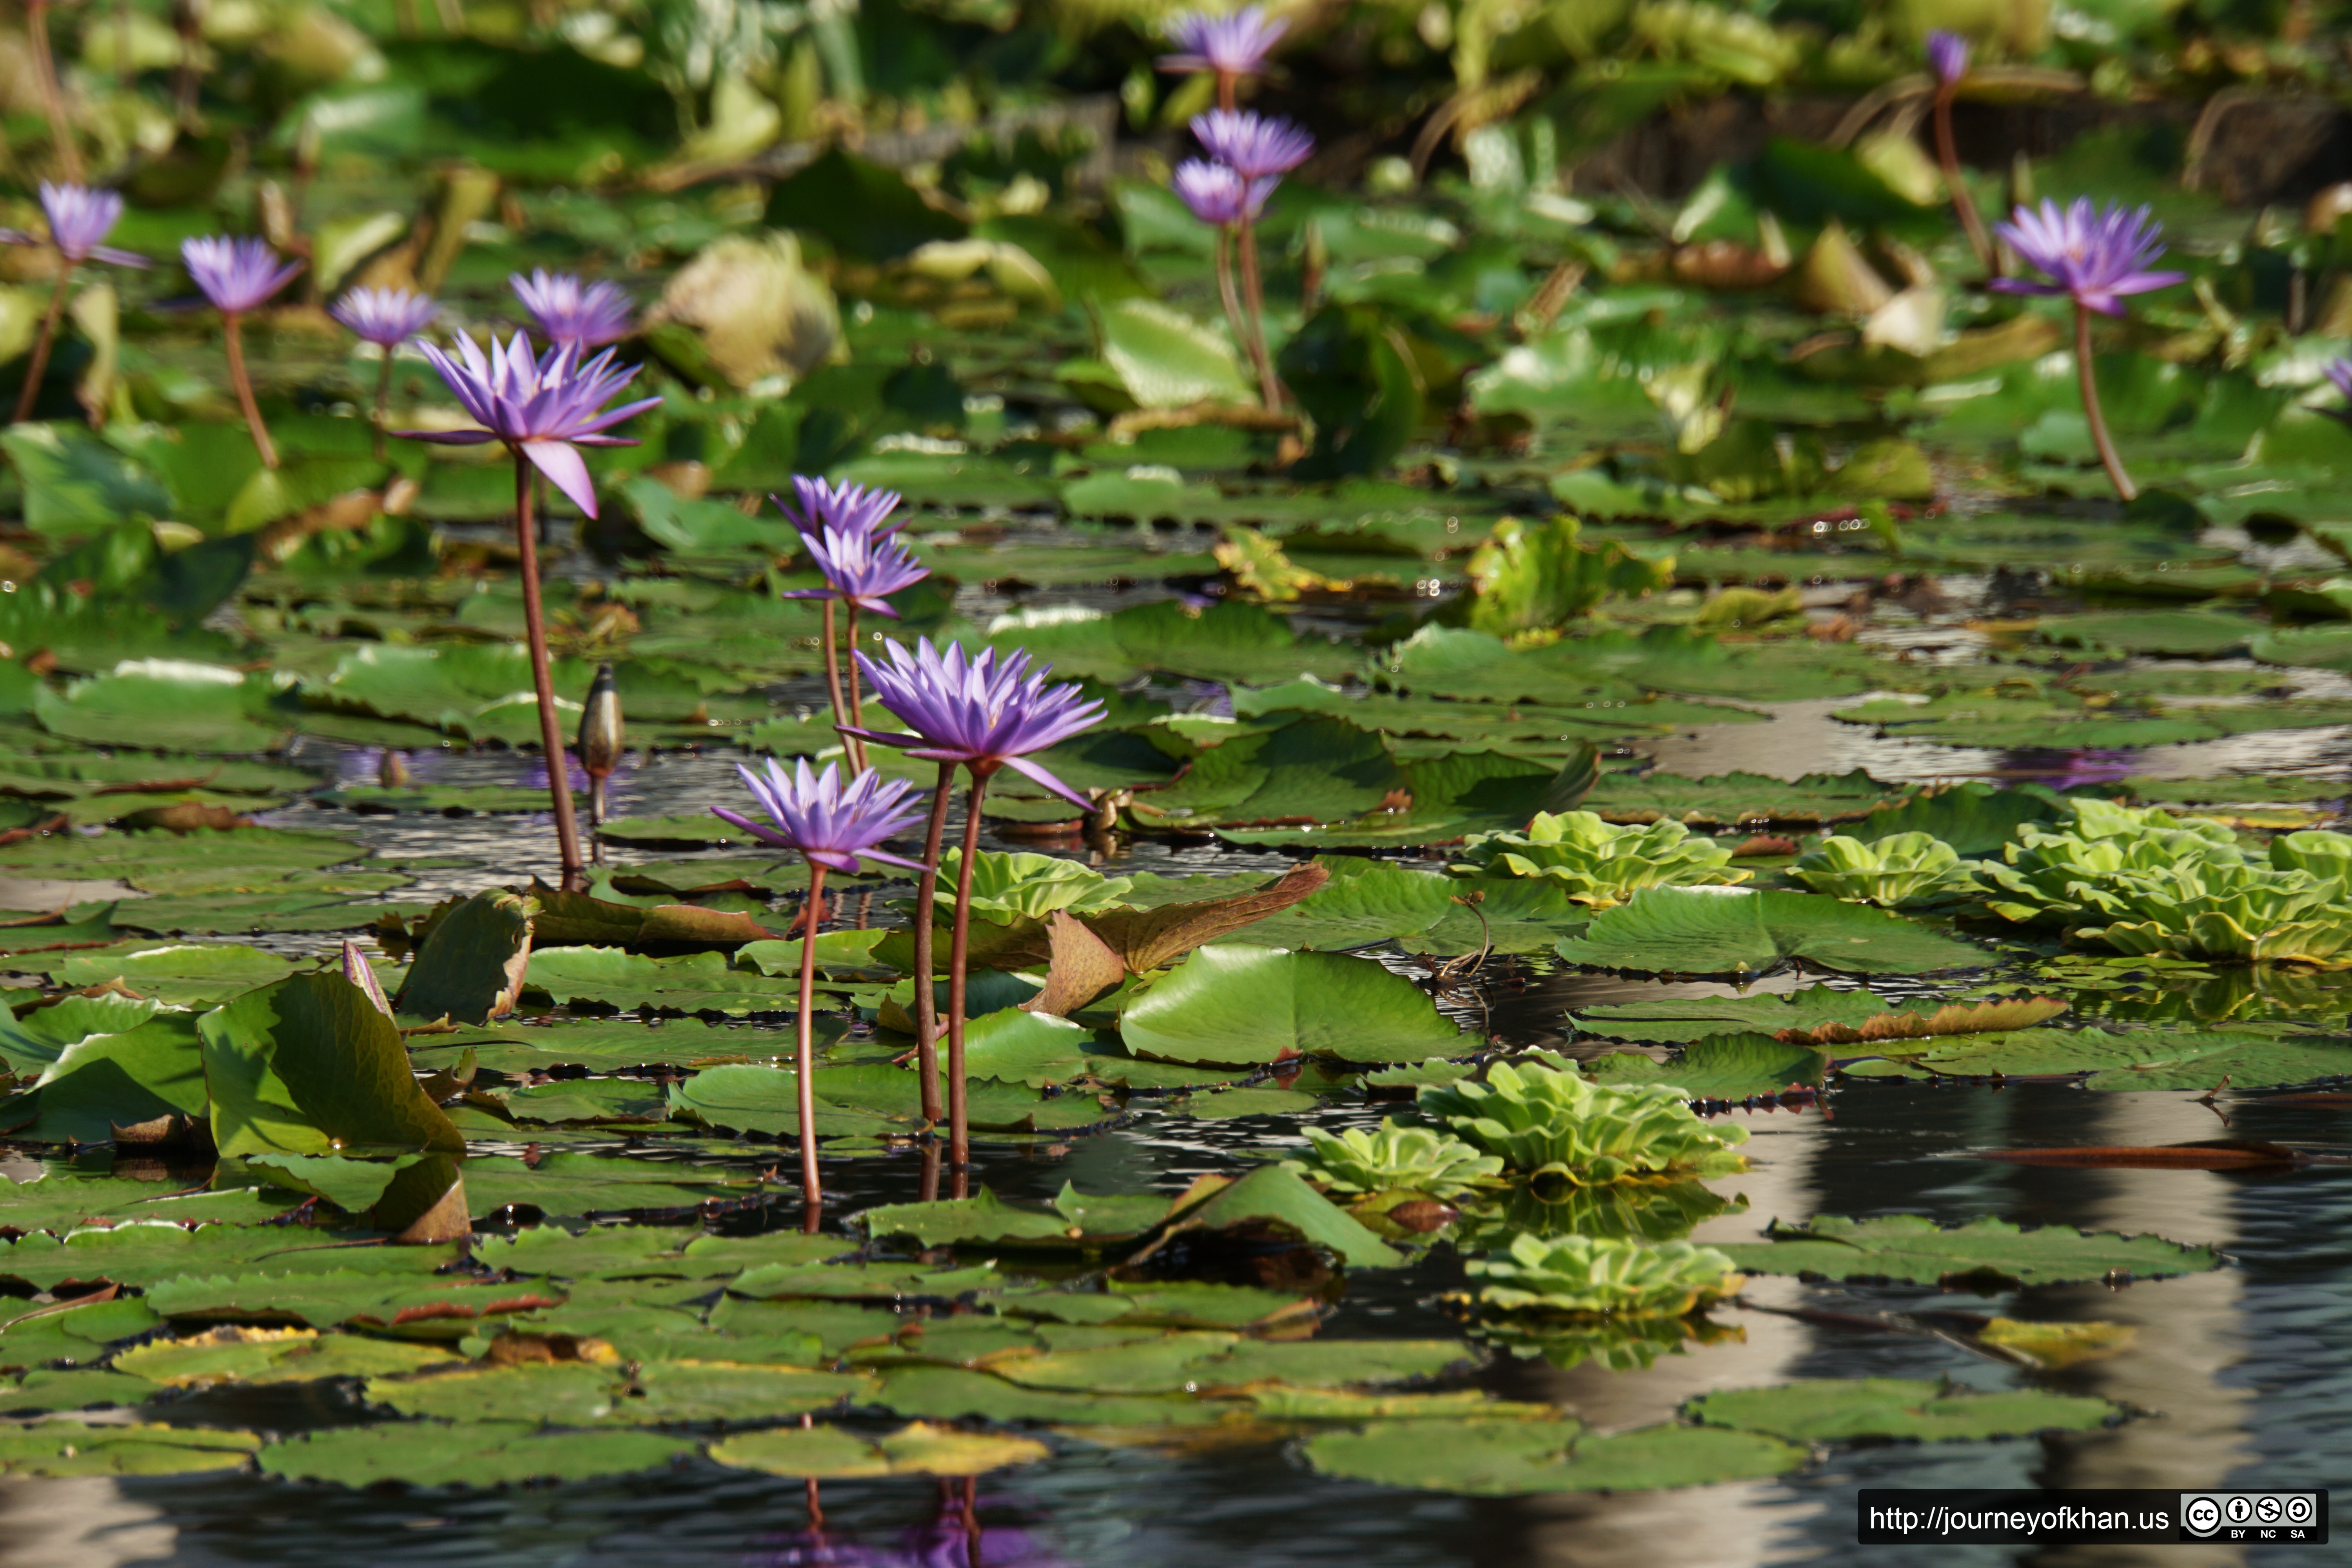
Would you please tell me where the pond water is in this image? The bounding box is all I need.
[7,675,2345,1568]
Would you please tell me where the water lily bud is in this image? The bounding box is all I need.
[577,662,622,779]
[378,750,409,788]
[341,939,393,1018]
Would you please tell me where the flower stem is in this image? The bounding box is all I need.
[794,858,828,1210]
[370,352,394,462]
[1216,69,1236,113]
[14,263,75,425]
[818,597,851,752]
[514,452,588,888]
[945,766,991,1178]
[1932,85,1994,275]
[1236,219,1282,409]
[842,601,869,771]
[2074,302,2136,503]
[1213,226,1255,403]
[26,2,82,183]
[222,312,278,470]
[909,759,955,1125]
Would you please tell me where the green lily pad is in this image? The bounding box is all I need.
[1554,889,1987,976]
[0,1418,259,1477]
[1302,1416,1805,1495]
[1686,1377,2118,1442]
[1118,944,1463,1065]
[258,1420,693,1488]
[1712,1214,2220,1287]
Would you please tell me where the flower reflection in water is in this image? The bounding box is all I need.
[748,1484,1067,1568]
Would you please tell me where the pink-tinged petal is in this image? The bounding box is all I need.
[570,434,642,448]
[1002,754,1096,812]
[0,229,39,247]
[393,428,499,444]
[852,597,904,618]
[1986,278,2059,297]
[710,806,793,849]
[523,439,599,518]
[90,245,150,269]
[805,848,863,873]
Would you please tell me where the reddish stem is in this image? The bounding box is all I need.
[795,858,828,1209]
[2074,303,2137,503]
[1236,219,1282,408]
[818,597,851,751]
[514,452,587,886]
[1933,85,1994,275]
[223,312,278,470]
[14,263,75,425]
[945,766,991,1178]
[842,600,869,770]
[910,759,955,1125]
[1213,226,1254,401]
[371,352,394,462]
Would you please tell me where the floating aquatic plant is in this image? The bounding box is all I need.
[1790,830,1976,907]
[1979,809,2352,965]
[1465,1232,1744,1318]
[1990,199,2185,501]
[1283,1120,1504,1199]
[1418,1060,1750,1186]
[1453,811,1746,907]
[712,759,927,1213]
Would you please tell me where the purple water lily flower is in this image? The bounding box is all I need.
[786,524,929,616]
[1158,4,1287,78]
[1191,109,1313,179]
[1989,199,2186,317]
[779,475,905,541]
[399,330,661,518]
[712,758,928,873]
[848,638,1107,810]
[330,285,439,347]
[0,183,145,267]
[2321,359,2352,425]
[1927,29,1968,88]
[511,269,634,348]
[181,236,303,314]
[1174,159,1275,227]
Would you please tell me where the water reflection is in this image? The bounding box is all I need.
[0,1477,176,1568]
[749,1483,1067,1568]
